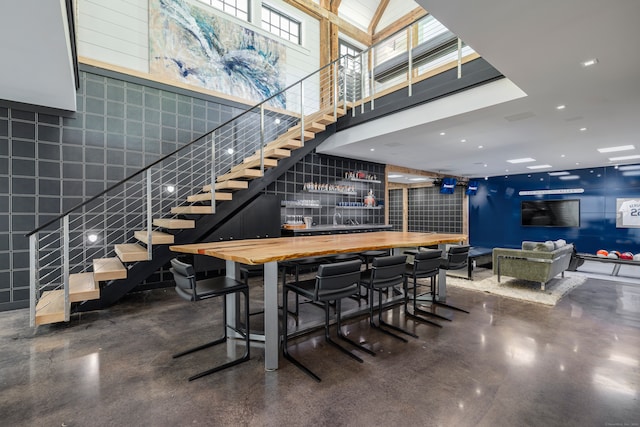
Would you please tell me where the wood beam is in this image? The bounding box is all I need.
[368,0,390,34]
[372,7,427,44]
[281,0,371,46]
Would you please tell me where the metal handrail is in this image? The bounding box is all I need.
[25,55,346,237]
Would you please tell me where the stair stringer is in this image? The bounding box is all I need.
[77,123,337,311]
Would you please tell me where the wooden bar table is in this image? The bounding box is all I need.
[170,231,467,371]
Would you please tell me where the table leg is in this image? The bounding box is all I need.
[264,261,279,371]
[437,243,448,302]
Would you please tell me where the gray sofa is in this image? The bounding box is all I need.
[492,240,574,290]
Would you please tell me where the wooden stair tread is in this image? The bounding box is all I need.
[216,168,263,183]
[35,290,66,325]
[243,148,291,164]
[93,257,127,282]
[153,218,195,229]
[187,192,233,202]
[288,121,326,134]
[171,206,214,214]
[115,243,150,262]
[69,272,100,302]
[230,157,277,172]
[264,138,304,151]
[203,181,249,192]
[134,230,174,245]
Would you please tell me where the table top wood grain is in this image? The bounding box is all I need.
[170,231,467,265]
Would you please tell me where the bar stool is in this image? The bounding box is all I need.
[282,259,374,382]
[280,256,330,317]
[404,249,447,327]
[437,245,471,313]
[170,258,251,381]
[360,255,418,342]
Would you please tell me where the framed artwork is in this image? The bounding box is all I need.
[149,0,287,108]
[616,198,640,228]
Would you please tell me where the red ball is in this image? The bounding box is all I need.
[620,252,634,260]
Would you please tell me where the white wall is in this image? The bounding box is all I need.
[77,0,320,109]
[77,0,149,72]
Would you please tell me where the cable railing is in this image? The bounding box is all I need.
[27,12,478,326]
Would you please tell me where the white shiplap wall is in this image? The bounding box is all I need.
[77,0,320,108]
[77,0,149,72]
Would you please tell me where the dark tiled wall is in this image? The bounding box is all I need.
[407,186,463,233]
[265,152,385,227]
[388,188,403,231]
[0,68,245,311]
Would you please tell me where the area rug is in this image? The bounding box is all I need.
[441,269,587,306]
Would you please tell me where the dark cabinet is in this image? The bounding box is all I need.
[194,194,280,272]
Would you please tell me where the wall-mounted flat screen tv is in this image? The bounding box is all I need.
[466,180,479,195]
[521,199,580,227]
[440,177,457,194]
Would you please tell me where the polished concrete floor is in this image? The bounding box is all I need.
[1,273,639,426]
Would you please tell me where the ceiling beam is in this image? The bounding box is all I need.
[368,0,390,34]
[281,0,371,46]
[372,7,427,44]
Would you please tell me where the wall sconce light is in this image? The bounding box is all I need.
[87,233,99,243]
[165,185,176,193]
[226,148,234,155]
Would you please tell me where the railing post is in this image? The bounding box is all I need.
[300,81,305,142]
[29,233,37,327]
[63,215,70,322]
[360,52,366,115]
[146,169,153,261]
[260,105,265,174]
[333,62,338,120]
[211,131,216,214]
[457,38,462,79]
[408,27,413,97]
[351,56,356,118]
[370,46,375,111]
[341,58,347,112]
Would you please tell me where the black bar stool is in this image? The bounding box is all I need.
[282,259,374,382]
[170,258,251,381]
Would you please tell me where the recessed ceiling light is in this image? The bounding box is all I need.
[388,174,404,178]
[581,58,598,67]
[597,145,635,153]
[505,169,509,172]
[561,154,566,158]
[559,175,581,180]
[483,164,488,167]
[618,165,640,171]
[609,154,640,161]
[556,105,566,110]
[478,145,484,149]
[580,127,587,132]
[409,177,429,181]
[507,157,536,164]
[370,148,375,151]
[440,132,446,136]
[576,162,580,165]
[527,164,552,170]
[460,139,466,143]
[548,171,570,176]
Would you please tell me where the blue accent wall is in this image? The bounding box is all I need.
[469,165,640,254]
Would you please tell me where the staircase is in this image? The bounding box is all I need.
[31,99,347,326]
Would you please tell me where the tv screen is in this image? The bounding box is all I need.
[440,177,457,194]
[521,199,580,227]
[466,180,479,195]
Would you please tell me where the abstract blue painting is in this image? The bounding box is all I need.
[149,0,286,108]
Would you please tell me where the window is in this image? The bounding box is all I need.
[339,40,362,73]
[197,0,249,21]
[261,5,301,45]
